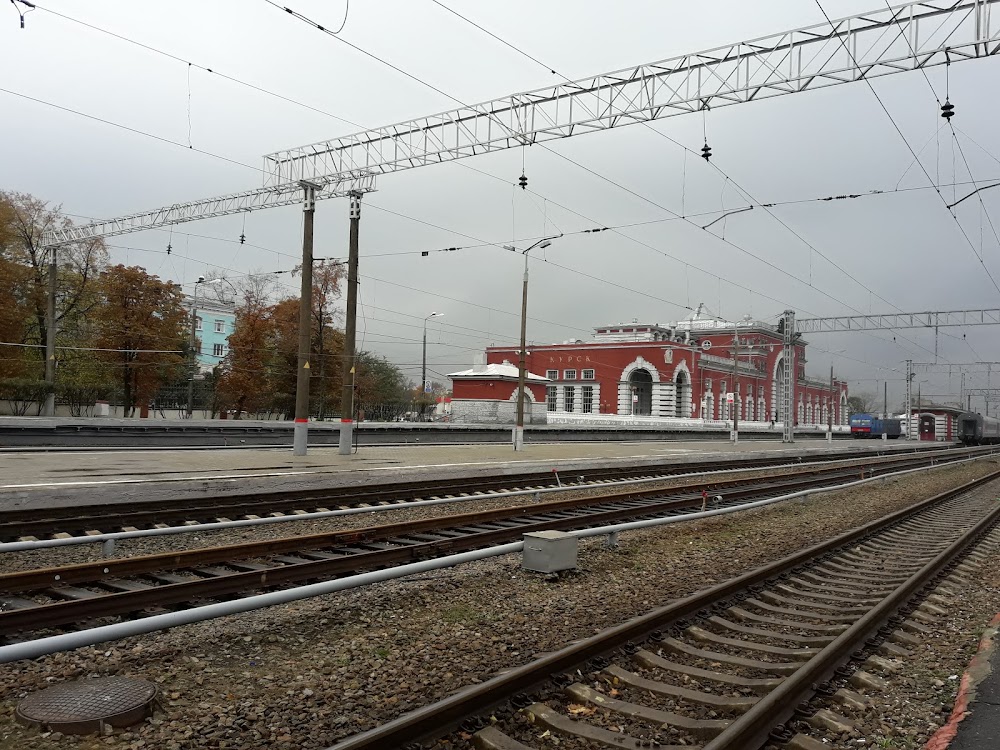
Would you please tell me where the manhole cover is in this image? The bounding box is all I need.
[16,676,158,735]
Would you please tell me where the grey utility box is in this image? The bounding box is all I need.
[522,530,578,574]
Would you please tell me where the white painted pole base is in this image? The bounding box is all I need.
[293,419,308,456]
[512,425,525,451]
[338,420,354,455]
[826,430,833,443]
[730,430,738,444]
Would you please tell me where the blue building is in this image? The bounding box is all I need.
[185,295,236,374]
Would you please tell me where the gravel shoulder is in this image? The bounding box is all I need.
[1,459,998,750]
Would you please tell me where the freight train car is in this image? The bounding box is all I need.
[957,412,1000,445]
[850,413,902,439]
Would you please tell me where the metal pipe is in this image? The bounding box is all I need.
[1,452,988,663]
[0,542,524,663]
[0,448,956,553]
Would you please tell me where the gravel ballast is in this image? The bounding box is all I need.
[1,459,999,750]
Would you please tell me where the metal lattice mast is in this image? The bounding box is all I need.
[905,359,914,439]
[781,310,796,443]
[263,0,999,187]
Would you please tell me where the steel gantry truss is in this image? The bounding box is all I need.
[797,309,1000,333]
[43,173,376,247]
[34,0,1000,450]
[263,0,1000,187]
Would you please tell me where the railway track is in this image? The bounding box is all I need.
[0,444,966,542]
[328,470,1000,750]
[0,448,988,643]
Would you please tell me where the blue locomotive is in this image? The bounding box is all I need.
[849,413,901,439]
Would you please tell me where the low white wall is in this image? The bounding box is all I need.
[545,412,850,432]
[450,399,547,425]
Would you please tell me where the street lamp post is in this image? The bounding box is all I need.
[730,314,753,444]
[421,312,443,420]
[186,276,207,418]
[503,234,562,451]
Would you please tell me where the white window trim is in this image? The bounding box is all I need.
[582,369,595,380]
[564,369,577,380]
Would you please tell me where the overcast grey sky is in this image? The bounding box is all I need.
[3,0,999,407]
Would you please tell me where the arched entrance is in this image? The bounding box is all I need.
[629,369,653,415]
[772,355,789,423]
[674,370,689,418]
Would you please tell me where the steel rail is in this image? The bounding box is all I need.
[0,444,967,541]
[327,469,1000,750]
[0,450,968,589]
[1,461,994,664]
[2,445,982,551]
[703,494,1000,749]
[0,468,902,633]
[0,452,985,638]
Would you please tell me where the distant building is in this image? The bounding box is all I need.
[449,308,848,426]
[184,295,236,374]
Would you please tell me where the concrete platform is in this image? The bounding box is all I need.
[0,436,942,512]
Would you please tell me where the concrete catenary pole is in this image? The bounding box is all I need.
[42,248,57,416]
[293,184,317,456]
[338,192,362,456]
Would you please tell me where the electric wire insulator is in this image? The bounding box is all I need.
[701,143,712,161]
[239,233,246,245]
[518,172,528,190]
[941,101,955,119]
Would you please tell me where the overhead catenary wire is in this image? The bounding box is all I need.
[426,0,959,365]
[0,88,272,181]
[14,4,975,380]
[812,0,1000,298]
[20,4,979,368]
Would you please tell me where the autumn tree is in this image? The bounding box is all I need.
[0,191,107,376]
[310,261,345,419]
[217,264,405,419]
[0,200,33,379]
[91,265,188,416]
[216,274,278,418]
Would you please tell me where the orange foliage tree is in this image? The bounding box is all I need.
[91,265,188,416]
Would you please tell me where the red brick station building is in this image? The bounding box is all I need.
[449,311,848,428]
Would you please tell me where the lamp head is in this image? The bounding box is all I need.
[503,245,516,252]
[196,275,205,283]
[539,241,552,250]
